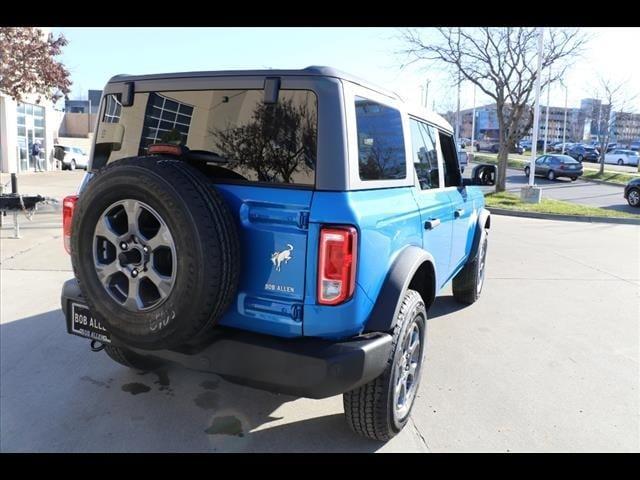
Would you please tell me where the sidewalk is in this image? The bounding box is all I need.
[1,170,85,203]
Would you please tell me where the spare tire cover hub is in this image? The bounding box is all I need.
[93,199,177,312]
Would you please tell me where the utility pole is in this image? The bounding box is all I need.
[561,82,568,154]
[455,68,461,141]
[471,84,477,153]
[543,70,551,154]
[525,27,545,200]
[424,79,430,109]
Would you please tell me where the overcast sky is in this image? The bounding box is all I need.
[53,27,640,112]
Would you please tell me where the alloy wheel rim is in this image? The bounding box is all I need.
[92,199,177,312]
[630,190,640,206]
[393,320,422,420]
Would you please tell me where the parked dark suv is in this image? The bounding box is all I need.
[567,145,599,162]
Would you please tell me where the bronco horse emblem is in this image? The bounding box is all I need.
[271,244,293,272]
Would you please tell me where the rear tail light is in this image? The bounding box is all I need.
[317,226,358,305]
[63,195,79,254]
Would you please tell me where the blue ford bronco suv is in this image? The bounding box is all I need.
[61,66,490,441]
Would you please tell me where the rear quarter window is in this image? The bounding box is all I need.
[354,97,406,181]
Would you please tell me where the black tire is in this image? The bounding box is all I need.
[547,170,556,181]
[452,227,488,305]
[70,159,76,171]
[571,176,577,181]
[104,344,163,370]
[71,156,240,350]
[343,289,427,442]
[627,188,640,207]
[524,166,530,177]
[577,155,583,162]
[617,159,624,166]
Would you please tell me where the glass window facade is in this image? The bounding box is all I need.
[16,102,46,172]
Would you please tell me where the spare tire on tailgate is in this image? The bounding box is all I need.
[71,156,240,350]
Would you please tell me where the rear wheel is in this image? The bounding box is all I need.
[547,170,556,181]
[344,289,426,441]
[452,227,488,304]
[577,155,583,162]
[70,159,76,171]
[617,159,624,165]
[571,176,578,181]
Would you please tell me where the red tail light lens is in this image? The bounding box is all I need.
[317,226,358,305]
[63,195,79,254]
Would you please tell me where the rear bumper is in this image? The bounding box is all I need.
[61,279,392,399]
[558,169,583,178]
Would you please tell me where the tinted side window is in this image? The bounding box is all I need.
[438,131,461,187]
[409,119,440,189]
[355,97,406,181]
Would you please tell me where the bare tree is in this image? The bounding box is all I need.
[0,27,71,103]
[588,77,638,174]
[398,27,588,191]
[215,98,316,183]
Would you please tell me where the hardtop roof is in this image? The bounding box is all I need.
[107,65,453,133]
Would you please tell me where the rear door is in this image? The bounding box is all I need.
[535,155,549,175]
[408,118,453,289]
[214,185,312,337]
[439,130,475,275]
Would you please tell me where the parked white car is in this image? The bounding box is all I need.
[604,149,639,166]
[54,145,89,170]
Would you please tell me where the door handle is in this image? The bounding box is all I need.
[454,208,465,218]
[425,218,441,230]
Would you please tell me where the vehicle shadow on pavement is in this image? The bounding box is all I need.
[428,295,468,320]
[0,309,383,452]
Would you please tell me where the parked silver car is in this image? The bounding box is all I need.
[604,149,639,166]
[54,145,89,170]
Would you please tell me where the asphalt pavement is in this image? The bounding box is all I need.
[1,171,638,452]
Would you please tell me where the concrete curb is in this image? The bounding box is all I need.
[578,177,630,187]
[487,207,640,225]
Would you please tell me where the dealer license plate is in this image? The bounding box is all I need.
[68,302,111,343]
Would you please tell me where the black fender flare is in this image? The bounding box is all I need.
[469,208,491,262]
[363,246,436,333]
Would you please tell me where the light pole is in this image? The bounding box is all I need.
[524,27,545,202]
[471,84,477,153]
[561,81,568,154]
[424,79,431,109]
[455,69,461,141]
[543,70,551,154]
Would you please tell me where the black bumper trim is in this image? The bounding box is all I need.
[61,279,392,399]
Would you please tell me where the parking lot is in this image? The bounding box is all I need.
[1,171,639,452]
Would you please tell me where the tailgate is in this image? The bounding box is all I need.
[213,184,313,337]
